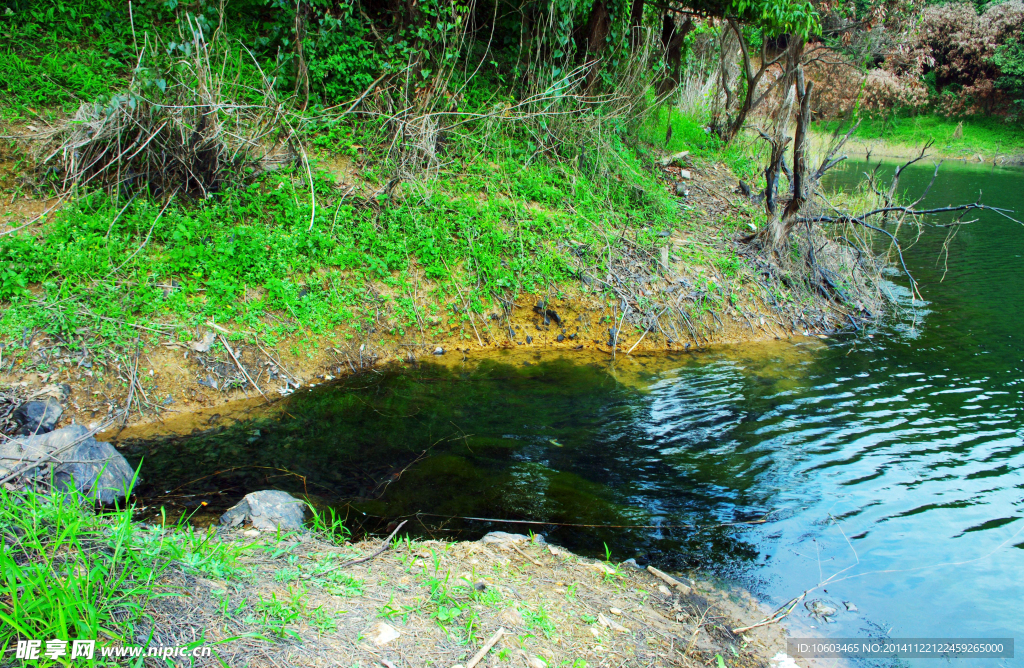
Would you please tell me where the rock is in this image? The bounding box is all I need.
[805,599,838,621]
[658,150,690,167]
[556,334,565,342]
[526,335,533,344]
[220,490,306,531]
[0,425,134,503]
[433,346,445,355]
[372,622,400,646]
[13,398,63,435]
[481,531,530,547]
[621,558,643,570]
[679,169,693,180]
[675,182,689,197]
[843,600,858,612]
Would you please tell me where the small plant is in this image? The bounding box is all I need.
[523,604,556,639]
[308,504,352,545]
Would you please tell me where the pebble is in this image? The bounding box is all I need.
[373,622,400,646]
[433,347,445,355]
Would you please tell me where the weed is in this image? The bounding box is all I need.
[0,486,164,655]
[308,504,352,545]
[523,604,556,639]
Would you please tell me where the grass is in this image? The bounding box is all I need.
[0,486,164,660]
[0,116,682,354]
[0,481,778,666]
[815,114,1024,158]
[639,106,764,184]
[0,483,254,664]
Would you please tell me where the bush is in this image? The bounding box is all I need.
[918,0,1024,115]
[993,35,1024,116]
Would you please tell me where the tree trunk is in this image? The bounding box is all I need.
[656,13,693,97]
[629,0,645,51]
[783,66,813,221]
[581,0,611,92]
[294,0,310,110]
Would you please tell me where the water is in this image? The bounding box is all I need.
[125,159,1024,664]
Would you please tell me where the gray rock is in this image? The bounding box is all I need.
[0,424,134,503]
[480,531,530,546]
[13,398,63,435]
[805,599,838,621]
[220,490,306,531]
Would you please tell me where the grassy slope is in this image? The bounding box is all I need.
[1,130,688,347]
[815,114,1024,159]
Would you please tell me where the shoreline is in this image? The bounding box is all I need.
[3,291,839,442]
[808,129,1024,167]
[144,515,804,667]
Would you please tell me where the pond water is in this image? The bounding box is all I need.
[126,158,1024,665]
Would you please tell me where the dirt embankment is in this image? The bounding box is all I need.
[0,291,837,441]
[145,524,798,668]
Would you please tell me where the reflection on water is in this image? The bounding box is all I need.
[126,159,1024,663]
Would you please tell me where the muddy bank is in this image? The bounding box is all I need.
[1,290,839,441]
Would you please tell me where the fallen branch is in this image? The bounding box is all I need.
[732,591,807,634]
[218,334,269,402]
[466,628,506,668]
[510,542,543,567]
[647,565,691,593]
[317,520,408,575]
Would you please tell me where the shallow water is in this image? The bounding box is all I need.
[127,158,1024,665]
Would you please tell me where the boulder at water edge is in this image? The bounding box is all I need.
[13,398,63,435]
[0,424,134,503]
[220,490,306,531]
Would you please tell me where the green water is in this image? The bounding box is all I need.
[127,158,1024,664]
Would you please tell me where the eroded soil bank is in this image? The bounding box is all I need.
[1,292,838,441]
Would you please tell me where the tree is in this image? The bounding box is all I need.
[993,35,1024,114]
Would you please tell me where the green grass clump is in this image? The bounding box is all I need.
[0,484,279,663]
[0,485,162,659]
[639,107,764,184]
